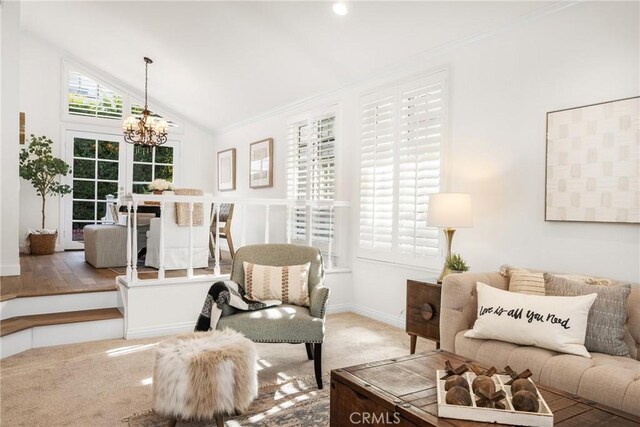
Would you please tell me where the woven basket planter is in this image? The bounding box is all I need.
[29,232,57,255]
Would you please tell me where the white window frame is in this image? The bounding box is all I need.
[286,105,339,254]
[357,71,448,270]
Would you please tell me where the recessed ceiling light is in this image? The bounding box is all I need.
[333,2,348,16]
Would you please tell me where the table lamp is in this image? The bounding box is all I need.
[426,193,473,283]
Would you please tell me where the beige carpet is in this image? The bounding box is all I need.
[0,313,435,426]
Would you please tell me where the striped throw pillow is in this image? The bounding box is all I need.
[508,269,545,296]
[243,262,311,307]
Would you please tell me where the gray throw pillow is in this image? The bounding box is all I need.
[544,273,631,357]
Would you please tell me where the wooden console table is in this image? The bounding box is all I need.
[330,350,640,426]
[406,279,441,353]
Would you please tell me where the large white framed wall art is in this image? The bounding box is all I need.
[545,96,639,223]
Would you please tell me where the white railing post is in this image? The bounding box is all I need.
[327,204,334,269]
[264,204,270,243]
[158,201,165,280]
[214,204,221,276]
[126,202,132,281]
[188,202,194,279]
[241,204,247,248]
[132,202,138,282]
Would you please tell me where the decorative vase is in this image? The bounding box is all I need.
[152,190,163,195]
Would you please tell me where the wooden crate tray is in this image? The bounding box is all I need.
[436,370,554,427]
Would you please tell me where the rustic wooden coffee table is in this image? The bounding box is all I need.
[330,350,640,426]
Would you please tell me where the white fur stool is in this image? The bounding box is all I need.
[153,329,258,426]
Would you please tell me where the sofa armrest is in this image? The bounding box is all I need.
[310,285,330,319]
[440,272,508,353]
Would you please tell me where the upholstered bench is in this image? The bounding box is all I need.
[83,224,127,268]
[153,329,258,426]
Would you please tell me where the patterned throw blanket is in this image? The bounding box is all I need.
[194,280,282,332]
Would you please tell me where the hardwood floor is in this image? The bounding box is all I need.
[0,308,123,336]
[0,251,117,300]
[0,250,233,301]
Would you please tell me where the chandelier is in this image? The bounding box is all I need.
[123,57,168,147]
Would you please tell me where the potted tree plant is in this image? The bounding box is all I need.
[19,135,72,255]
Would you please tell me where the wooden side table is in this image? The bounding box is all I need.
[406,278,441,354]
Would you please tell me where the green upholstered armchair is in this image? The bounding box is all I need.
[216,243,330,389]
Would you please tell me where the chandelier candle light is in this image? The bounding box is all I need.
[427,193,473,283]
[123,57,168,147]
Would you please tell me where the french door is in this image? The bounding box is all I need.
[63,131,125,249]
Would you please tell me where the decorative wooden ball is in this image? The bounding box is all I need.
[445,386,472,406]
[511,378,538,396]
[512,390,539,412]
[472,375,496,397]
[444,375,468,391]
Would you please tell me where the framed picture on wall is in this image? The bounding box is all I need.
[217,148,236,191]
[249,138,273,189]
[545,96,639,223]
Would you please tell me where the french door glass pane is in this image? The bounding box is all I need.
[73,201,95,220]
[73,159,94,179]
[133,164,152,182]
[155,165,173,180]
[98,140,119,160]
[97,181,118,200]
[73,180,95,200]
[132,183,147,194]
[155,146,173,164]
[73,138,95,158]
[134,146,153,162]
[98,161,118,180]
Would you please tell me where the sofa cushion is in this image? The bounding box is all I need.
[545,274,631,357]
[217,304,324,343]
[454,330,640,416]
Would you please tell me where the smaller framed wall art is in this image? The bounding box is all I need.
[545,96,639,223]
[249,138,273,189]
[217,148,236,191]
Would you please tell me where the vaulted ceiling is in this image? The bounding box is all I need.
[21,1,558,134]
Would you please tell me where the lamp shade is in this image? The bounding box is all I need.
[427,193,473,228]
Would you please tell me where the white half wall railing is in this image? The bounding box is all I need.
[119,193,350,287]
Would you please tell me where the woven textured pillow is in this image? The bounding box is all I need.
[544,274,631,357]
[508,269,545,296]
[243,262,310,307]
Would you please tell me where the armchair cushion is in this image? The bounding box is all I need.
[216,304,324,343]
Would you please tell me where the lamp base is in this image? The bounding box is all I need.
[438,228,456,284]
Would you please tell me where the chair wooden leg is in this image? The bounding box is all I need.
[214,413,224,427]
[226,231,235,259]
[313,343,323,389]
[305,343,314,360]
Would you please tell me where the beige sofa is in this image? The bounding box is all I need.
[440,272,640,416]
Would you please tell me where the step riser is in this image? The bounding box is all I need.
[0,318,124,359]
[0,291,118,320]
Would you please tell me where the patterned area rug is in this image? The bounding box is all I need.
[124,374,330,427]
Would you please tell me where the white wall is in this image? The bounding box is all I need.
[17,33,215,250]
[212,2,640,323]
[0,1,22,276]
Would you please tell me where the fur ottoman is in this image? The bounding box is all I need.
[153,328,258,426]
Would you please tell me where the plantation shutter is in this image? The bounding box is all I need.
[286,113,336,244]
[358,90,397,261]
[68,70,123,120]
[397,76,444,258]
[358,71,446,266]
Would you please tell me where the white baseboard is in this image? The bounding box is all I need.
[1,318,124,359]
[350,305,406,330]
[325,303,352,314]
[1,291,118,320]
[0,264,20,277]
[125,321,195,340]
